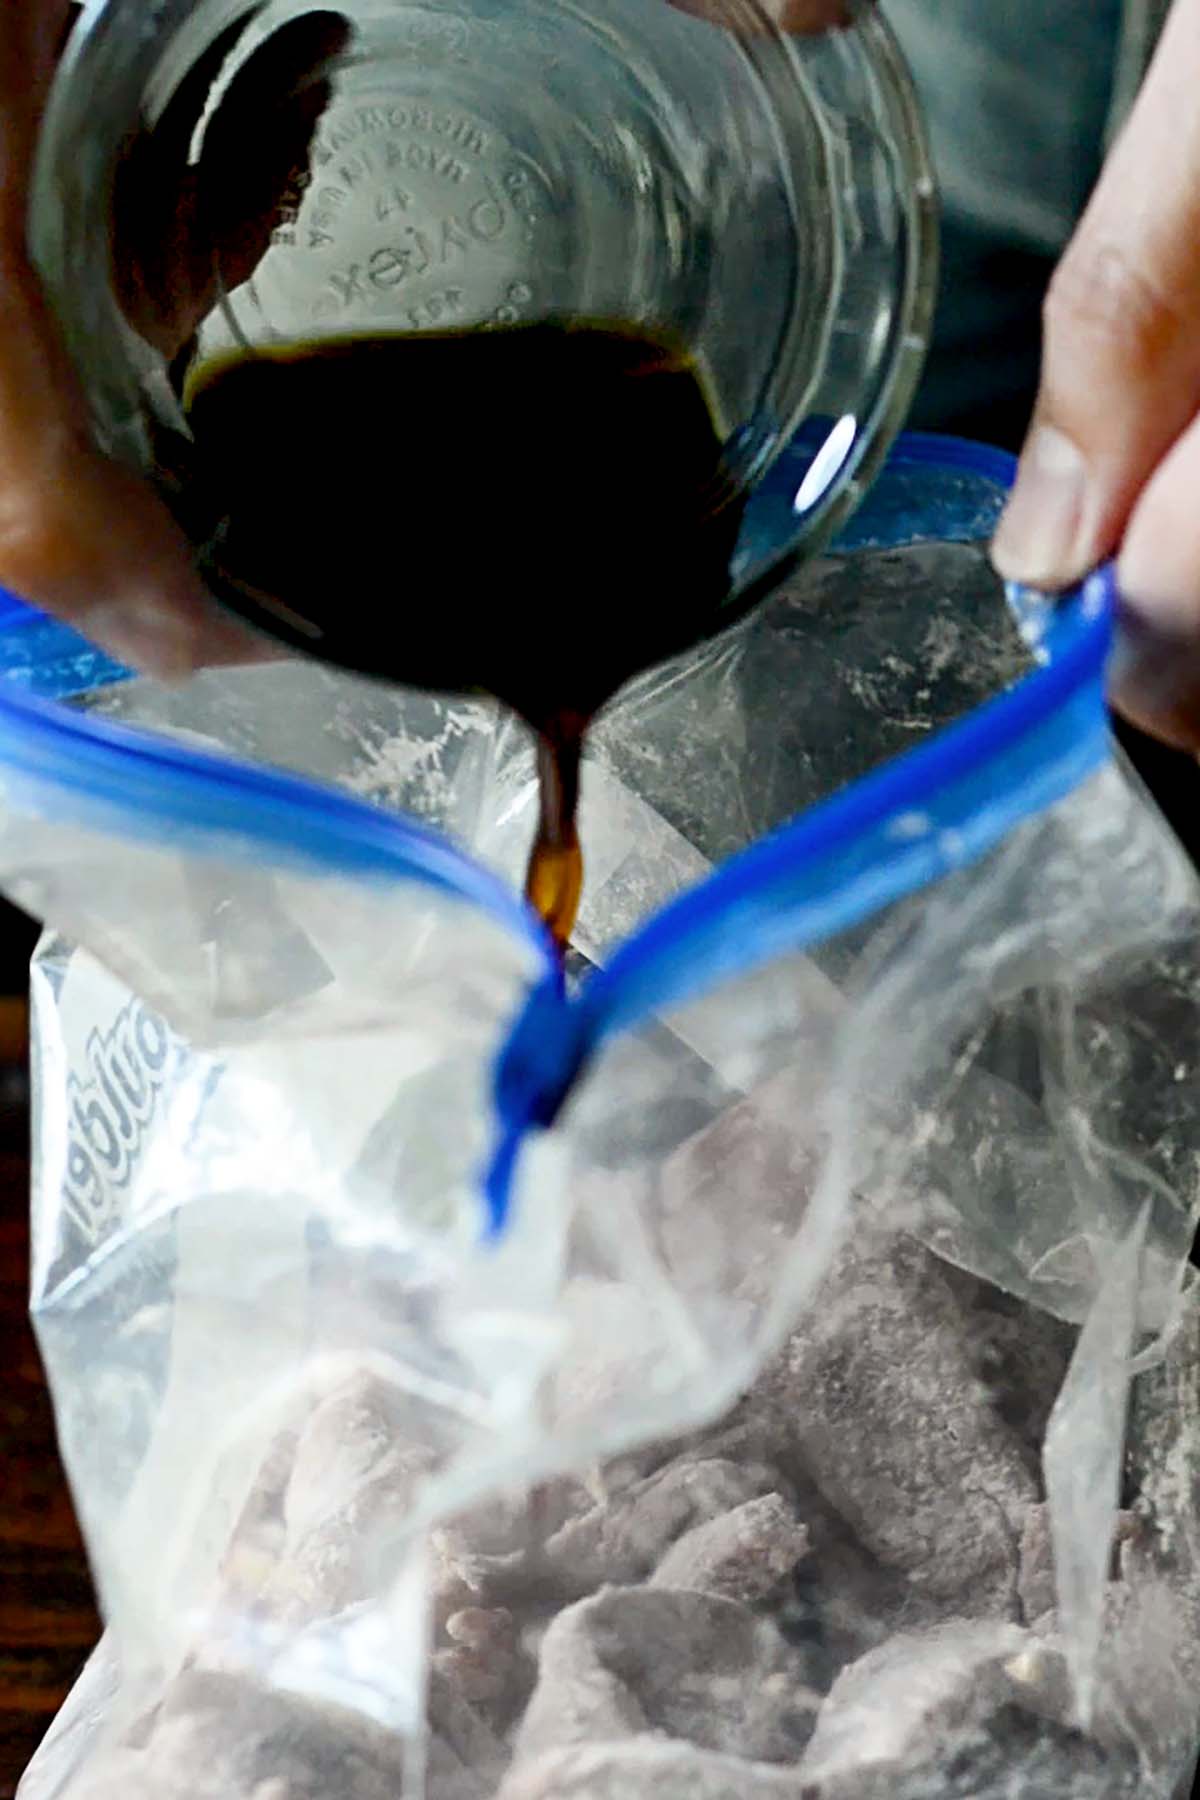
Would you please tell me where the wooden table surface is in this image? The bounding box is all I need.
[0,1010,99,1800]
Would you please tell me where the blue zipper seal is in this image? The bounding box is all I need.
[485,445,1117,1235]
[0,433,1118,1238]
[0,600,554,965]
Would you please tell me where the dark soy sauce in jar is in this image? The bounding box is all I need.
[179,321,745,951]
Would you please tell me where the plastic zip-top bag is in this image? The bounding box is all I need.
[11,434,1200,1800]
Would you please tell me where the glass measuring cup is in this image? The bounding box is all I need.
[30,0,936,695]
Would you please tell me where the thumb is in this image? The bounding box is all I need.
[992,0,1200,597]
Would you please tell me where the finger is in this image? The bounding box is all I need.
[993,0,1200,594]
[669,0,866,32]
[115,12,351,356]
[761,0,862,25]
[198,10,351,292]
[0,259,262,677]
[0,2,71,233]
[1108,407,1200,749]
[0,2,245,674]
[113,14,258,352]
[5,3,320,678]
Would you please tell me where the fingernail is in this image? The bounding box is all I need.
[992,426,1090,587]
[85,597,200,683]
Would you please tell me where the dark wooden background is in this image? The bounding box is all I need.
[0,916,99,1800]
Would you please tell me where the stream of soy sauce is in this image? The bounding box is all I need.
[179,320,746,952]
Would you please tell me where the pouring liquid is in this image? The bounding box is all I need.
[180,321,744,950]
